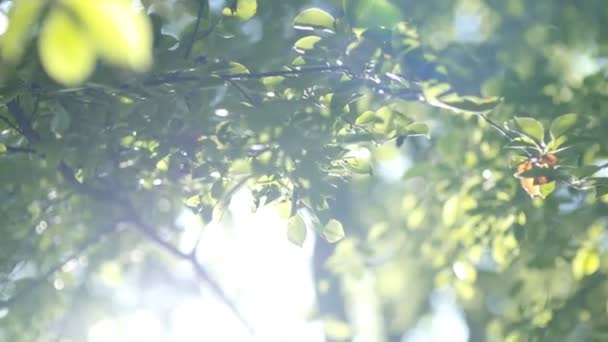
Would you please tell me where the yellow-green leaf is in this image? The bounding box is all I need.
[222,0,257,20]
[293,8,335,32]
[423,82,451,101]
[422,82,501,113]
[539,181,556,198]
[321,219,345,243]
[572,248,600,279]
[66,0,153,71]
[406,122,430,138]
[341,147,372,175]
[222,62,250,75]
[355,110,377,125]
[287,213,307,247]
[0,144,6,154]
[323,318,352,340]
[38,9,96,86]
[453,261,477,283]
[185,195,201,207]
[99,262,124,288]
[156,155,170,171]
[442,195,460,226]
[350,0,401,28]
[293,36,322,54]
[0,0,44,62]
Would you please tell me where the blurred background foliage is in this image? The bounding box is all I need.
[0,0,608,341]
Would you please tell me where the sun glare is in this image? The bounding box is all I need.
[88,188,324,341]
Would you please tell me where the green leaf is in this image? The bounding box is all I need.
[49,102,71,138]
[406,123,430,138]
[223,0,258,20]
[287,213,307,247]
[573,165,600,179]
[342,158,372,175]
[361,27,393,42]
[439,95,502,113]
[422,82,501,114]
[370,106,395,136]
[38,9,96,86]
[321,219,345,243]
[0,144,6,154]
[547,134,568,150]
[330,92,363,115]
[550,113,578,139]
[514,117,545,143]
[293,8,335,32]
[349,0,401,28]
[597,186,608,198]
[293,36,322,53]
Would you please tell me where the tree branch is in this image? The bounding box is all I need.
[57,161,115,202]
[121,200,254,334]
[142,64,352,87]
[5,145,36,154]
[57,161,253,333]
[6,99,40,143]
[219,65,352,81]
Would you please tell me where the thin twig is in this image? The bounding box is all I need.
[183,0,208,59]
[478,113,533,157]
[0,115,25,135]
[226,79,259,105]
[31,94,41,120]
[0,224,118,309]
[477,113,513,140]
[20,144,251,330]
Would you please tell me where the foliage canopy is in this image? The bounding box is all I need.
[1,0,608,341]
